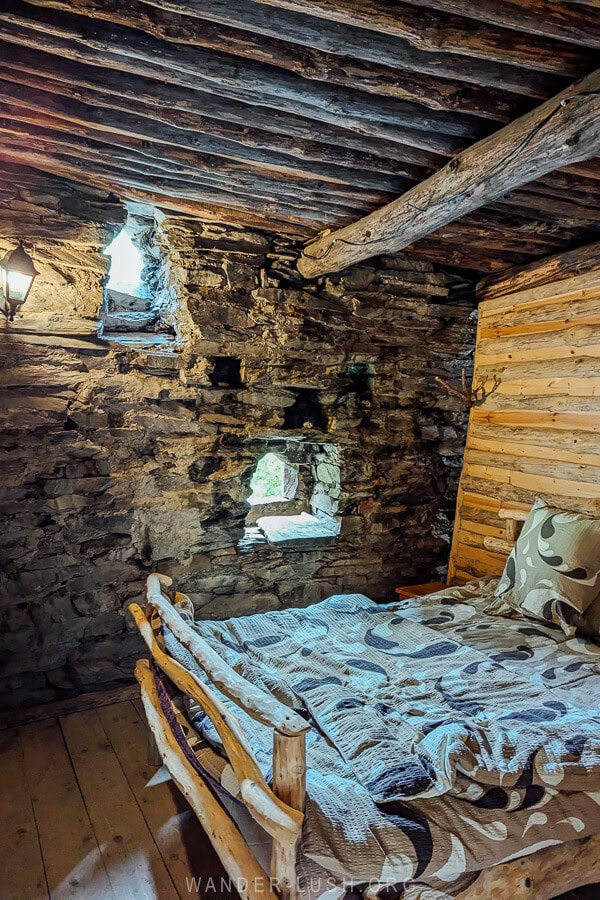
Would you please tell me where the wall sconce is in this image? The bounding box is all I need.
[1,242,39,322]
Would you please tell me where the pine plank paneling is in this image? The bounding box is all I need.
[449,241,600,582]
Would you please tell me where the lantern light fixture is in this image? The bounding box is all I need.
[0,241,39,322]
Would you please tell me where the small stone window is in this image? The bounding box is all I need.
[104,227,146,299]
[100,211,168,340]
[241,444,341,549]
[247,452,298,506]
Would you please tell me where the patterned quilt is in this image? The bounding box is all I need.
[155,579,600,898]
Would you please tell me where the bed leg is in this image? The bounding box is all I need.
[147,727,162,767]
[271,731,306,900]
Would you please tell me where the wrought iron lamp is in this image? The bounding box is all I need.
[0,242,39,322]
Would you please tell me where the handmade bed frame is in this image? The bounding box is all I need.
[130,547,600,900]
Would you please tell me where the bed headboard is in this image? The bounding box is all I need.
[448,241,600,585]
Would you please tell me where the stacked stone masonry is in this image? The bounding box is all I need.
[0,165,477,709]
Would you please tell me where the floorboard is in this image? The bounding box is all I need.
[60,707,178,899]
[19,717,113,900]
[98,700,231,897]
[0,728,48,899]
[1,698,236,899]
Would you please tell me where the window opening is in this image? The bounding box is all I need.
[241,444,341,548]
[247,452,298,506]
[103,228,146,299]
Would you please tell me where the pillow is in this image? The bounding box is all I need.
[493,498,600,636]
[574,591,600,640]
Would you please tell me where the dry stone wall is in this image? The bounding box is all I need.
[0,165,477,709]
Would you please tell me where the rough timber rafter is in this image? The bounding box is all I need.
[297,69,600,277]
[11,0,528,121]
[22,0,579,95]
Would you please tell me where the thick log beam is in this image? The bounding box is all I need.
[297,69,600,278]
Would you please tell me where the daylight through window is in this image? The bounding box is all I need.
[103,228,145,298]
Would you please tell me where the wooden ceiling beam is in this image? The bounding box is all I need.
[0,106,410,198]
[0,38,469,160]
[396,0,599,49]
[2,108,588,255]
[133,0,564,98]
[0,143,337,231]
[20,0,527,122]
[297,69,600,277]
[0,3,486,146]
[250,0,593,76]
[9,80,596,227]
[0,154,318,237]
[2,48,597,186]
[0,125,396,216]
[1,59,597,236]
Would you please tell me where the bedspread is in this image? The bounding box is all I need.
[157,580,600,896]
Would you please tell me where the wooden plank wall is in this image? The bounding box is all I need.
[448,241,600,584]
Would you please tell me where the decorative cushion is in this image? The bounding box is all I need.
[574,591,600,640]
[493,498,600,636]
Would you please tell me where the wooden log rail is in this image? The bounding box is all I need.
[130,574,309,900]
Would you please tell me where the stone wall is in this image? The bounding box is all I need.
[0,165,477,710]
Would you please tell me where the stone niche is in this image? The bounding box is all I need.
[0,164,477,710]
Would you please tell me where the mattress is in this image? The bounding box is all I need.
[153,579,600,898]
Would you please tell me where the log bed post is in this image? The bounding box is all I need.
[271,731,306,900]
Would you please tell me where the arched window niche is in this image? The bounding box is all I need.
[241,442,341,549]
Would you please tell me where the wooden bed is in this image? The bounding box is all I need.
[131,561,600,900]
[130,244,600,898]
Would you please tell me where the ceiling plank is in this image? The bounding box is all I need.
[2,46,597,184]
[0,79,421,186]
[250,0,594,75]
[133,0,565,98]
[0,144,332,231]
[398,0,599,48]
[0,121,401,215]
[0,3,487,146]
[20,0,528,121]
[0,54,442,176]
[297,69,600,277]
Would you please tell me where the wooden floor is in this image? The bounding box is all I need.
[1,695,597,900]
[0,698,237,899]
